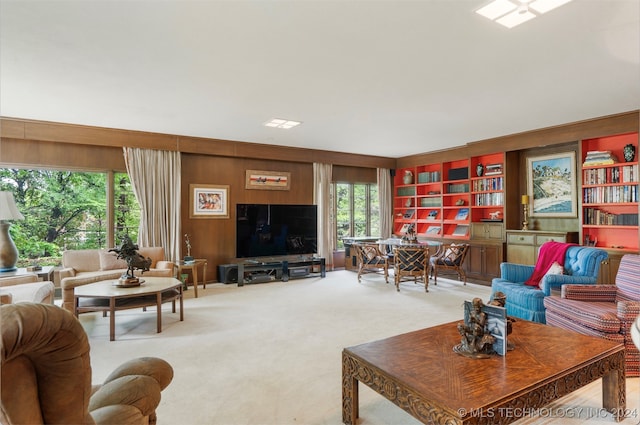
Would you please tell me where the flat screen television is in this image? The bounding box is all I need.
[236,204,318,258]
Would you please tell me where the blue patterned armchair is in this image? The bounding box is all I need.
[491,245,608,324]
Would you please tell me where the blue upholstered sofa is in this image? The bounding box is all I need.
[491,245,608,324]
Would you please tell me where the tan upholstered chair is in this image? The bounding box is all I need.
[1,303,174,425]
[0,274,55,304]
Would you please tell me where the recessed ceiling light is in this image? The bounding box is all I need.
[530,0,573,14]
[264,118,302,129]
[476,0,517,20]
[476,0,573,28]
[496,8,536,28]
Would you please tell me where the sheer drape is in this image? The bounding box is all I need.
[123,147,181,261]
[377,168,393,239]
[313,163,334,269]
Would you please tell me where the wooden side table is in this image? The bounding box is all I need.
[176,259,207,298]
[0,266,54,282]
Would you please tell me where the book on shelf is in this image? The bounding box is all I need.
[484,163,503,176]
[452,224,469,236]
[426,226,441,235]
[448,183,469,193]
[454,208,469,221]
[583,151,618,166]
[403,209,415,219]
[399,223,411,233]
[417,170,441,183]
[427,210,438,220]
[420,198,442,207]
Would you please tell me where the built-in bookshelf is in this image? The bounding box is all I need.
[470,152,505,224]
[393,153,506,240]
[581,132,639,251]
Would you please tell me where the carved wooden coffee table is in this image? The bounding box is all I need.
[342,320,625,424]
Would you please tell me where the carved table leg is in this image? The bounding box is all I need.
[602,352,626,422]
[342,351,359,425]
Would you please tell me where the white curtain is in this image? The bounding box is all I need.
[123,147,181,261]
[377,168,393,239]
[313,163,334,269]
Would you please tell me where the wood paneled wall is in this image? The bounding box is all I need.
[181,153,314,270]
[1,110,637,281]
[0,116,394,281]
[0,117,395,169]
[0,138,126,170]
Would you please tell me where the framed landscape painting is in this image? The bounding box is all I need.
[190,184,229,218]
[527,152,577,217]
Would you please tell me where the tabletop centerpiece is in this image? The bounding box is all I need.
[453,292,514,358]
[109,235,151,287]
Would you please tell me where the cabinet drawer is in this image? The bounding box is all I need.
[535,235,566,245]
[507,234,535,245]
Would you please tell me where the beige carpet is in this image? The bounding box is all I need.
[79,270,640,425]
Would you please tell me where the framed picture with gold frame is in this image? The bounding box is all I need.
[245,170,290,190]
[526,151,577,217]
[189,184,229,218]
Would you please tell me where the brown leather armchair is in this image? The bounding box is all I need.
[1,303,174,424]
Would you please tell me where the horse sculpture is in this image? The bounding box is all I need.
[109,235,152,281]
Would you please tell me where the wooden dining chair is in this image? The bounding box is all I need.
[429,243,470,285]
[394,246,430,292]
[354,243,389,283]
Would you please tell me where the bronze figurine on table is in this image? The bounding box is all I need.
[454,297,496,358]
[109,235,151,285]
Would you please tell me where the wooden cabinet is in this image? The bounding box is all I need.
[598,249,636,284]
[471,222,504,241]
[580,132,639,252]
[506,230,579,265]
[464,241,504,283]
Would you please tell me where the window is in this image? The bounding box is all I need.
[334,182,380,249]
[0,168,139,266]
[114,172,140,243]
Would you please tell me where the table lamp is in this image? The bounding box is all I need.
[0,191,25,272]
[521,195,529,231]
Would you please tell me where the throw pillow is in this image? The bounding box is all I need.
[444,243,460,259]
[99,250,128,271]
[544,261,564,276]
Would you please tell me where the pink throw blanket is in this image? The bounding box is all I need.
[524,241,573,287]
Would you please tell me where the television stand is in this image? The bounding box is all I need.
[236,255,325,286]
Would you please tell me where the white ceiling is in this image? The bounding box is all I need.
[1,1,638,159]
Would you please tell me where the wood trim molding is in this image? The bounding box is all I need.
[398,110,639,167]
[1,116,394,169]
[2,110,637,170]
